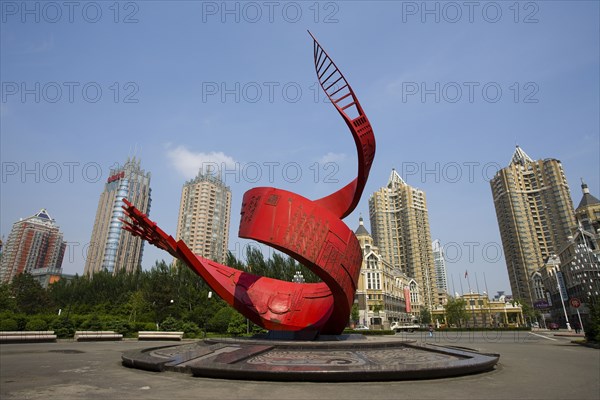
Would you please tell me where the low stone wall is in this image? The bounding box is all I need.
[137,331,184,341]
[0,331,57,343]
[74,331,123,341]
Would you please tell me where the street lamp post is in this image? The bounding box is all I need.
[554,267,572,331]
[361,270,369,327]
[575,305,584,335]
[203,291,213,338]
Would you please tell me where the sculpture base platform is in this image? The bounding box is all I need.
[122,336,499,381]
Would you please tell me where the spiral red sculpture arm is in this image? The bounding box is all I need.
[122,33,375,335]
[308,31,375,219]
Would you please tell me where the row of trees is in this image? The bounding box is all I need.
[443,298,469,327]
[0,248,320,337]
[4,248,598,341]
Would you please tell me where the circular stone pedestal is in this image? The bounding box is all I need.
[122,335,499,381]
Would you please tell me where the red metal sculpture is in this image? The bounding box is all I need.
[121,32,375,335]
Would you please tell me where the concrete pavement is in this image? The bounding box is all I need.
[1,331,598,400]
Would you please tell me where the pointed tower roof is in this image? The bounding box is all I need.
[387,168,406,188]
[510,145,534,166]
[355,216,370,236]
[24,209,57,226]
[34,209,52,220]
[576,179,600,210]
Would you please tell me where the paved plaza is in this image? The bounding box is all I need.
[1,331,598,400]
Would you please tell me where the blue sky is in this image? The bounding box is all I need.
[1,1,599,297]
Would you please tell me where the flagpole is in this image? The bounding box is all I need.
[483,272,490,298]
[466,270,472,293]
[483,272,492,327]
[475,271,483,327]
[451,273,457,298]
[465,270,476,327]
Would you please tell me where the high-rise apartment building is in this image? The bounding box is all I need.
[175,171,231,264]
[0,209,66,284]
[490,146,576,305]
[84,157,151,275]
[432,239,448,304]
[369,169,437,310]
[432,240,448,293]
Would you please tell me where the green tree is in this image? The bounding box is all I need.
[11,273,51,314]
[420,308,432,324]
[444,298,468,327]
[351,304,359,324]
[0,283,17,312]
[0,318,18,331]
[180,321,200,337]
[49,270,145,316]
[229,247,321,283]
[173,262,204,313]
[585,299,600,343]
[50,317,75,338]
[126,290,148,323]
[206,307,236,333]
[160,317,183,332]
[227,312,248,336]
[82,314,103,330]
[373,303,383,314]
[25,318,48,331]
[513,298,535,326]
[143,260,178,324]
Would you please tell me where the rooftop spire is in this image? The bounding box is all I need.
[387,168,406,188]
[510,145,533,166]
[581,178,590,194]
[355,216,370,236]
[576,178,599,210]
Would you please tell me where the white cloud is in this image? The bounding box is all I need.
[166,145,237,179]
[318,152,347,164]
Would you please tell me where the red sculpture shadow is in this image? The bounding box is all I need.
[122,32,375,335]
